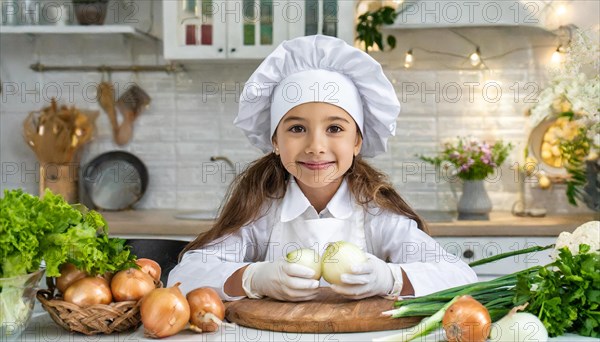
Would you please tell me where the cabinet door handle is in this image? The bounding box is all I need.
[463,249,474,258]
[218,48,224,53]
[230,48,236,53]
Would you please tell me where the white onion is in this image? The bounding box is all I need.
[490,311,548,342]
[321,241,367,285]
[286,248,321,280]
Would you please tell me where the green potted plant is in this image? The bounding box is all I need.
[355,6,397,53]
[72,0,109,25]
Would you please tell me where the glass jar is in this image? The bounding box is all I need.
[0,269,45,342]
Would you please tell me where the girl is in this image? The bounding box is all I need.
[168,35,477,301]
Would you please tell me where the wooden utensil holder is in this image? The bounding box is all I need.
[40,163,79,203]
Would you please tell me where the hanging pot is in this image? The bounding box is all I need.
[457,180,492,220]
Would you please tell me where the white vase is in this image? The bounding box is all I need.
[457,180,492,220]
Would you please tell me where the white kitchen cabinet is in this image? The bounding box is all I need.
[287,0,355,45]
[163,0,356,60]
[435,237,555,281]
[163,0,288,60]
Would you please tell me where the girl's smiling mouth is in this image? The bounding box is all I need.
[298,161,336,171]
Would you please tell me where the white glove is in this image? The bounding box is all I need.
[330,253,403,300]
[242,257,320,302]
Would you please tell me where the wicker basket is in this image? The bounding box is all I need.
[36,278,160,335]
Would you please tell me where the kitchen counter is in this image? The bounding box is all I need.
[23,306,597,342]
[18,213,598,342]
[100,209,598,238]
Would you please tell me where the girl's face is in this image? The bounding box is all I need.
[272,102,362,191]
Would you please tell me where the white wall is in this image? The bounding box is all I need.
[0,1,596,215]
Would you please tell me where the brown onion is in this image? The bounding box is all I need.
[56,263,87,294]
[111,268,156,302]
[141,282,190,338]
[187,287,225,332]
[442,295,492,342]
[136,258,161,282]
[63,277,112,306]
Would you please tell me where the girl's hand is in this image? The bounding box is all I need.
[330,253,399,300]
[242,257,320,302]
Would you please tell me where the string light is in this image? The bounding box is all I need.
[397,44,566,70]
[469,47,481,67]
[404,49,414,68]
[551,45,566,64]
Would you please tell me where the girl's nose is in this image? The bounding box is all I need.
[305,132,326,154]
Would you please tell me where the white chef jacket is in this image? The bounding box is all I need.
[168,178,478,301]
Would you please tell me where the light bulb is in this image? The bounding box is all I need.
[551,46,564,64]
[556,4,567,16]
[469,48,481,67]
[404,49,414,68]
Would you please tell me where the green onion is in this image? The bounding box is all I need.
[468,244,554,267]
[385,263,541,320]
[375,296,460,342]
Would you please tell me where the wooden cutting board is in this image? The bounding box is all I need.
[225,288,423,333]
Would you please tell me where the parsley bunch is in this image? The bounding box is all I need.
[515,244,600,337]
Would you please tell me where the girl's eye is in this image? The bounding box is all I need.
[327,125,343,133]
[289,125,305,133]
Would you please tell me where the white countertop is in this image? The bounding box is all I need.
[24,303,595,342]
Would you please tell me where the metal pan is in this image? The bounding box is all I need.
[82,151,148,211]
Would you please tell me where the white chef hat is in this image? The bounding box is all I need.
[234,35,400,158]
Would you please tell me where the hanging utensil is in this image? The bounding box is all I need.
[97,73,119,143]
[23,99,98,164]
[115,82,151,146]
[23,111,43,161]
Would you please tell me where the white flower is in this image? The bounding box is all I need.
[529,30,599,127]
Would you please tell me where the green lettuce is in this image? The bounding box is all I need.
[0,189,136,278]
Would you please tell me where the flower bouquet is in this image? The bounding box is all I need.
[420,136,513,181]
[420,137,512,220]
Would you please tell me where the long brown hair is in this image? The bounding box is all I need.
[180,153,428,258]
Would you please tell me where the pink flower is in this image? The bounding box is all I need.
[460,158,475,172]
[481,142,491,155]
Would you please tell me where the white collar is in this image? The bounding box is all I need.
[280,177,354,222]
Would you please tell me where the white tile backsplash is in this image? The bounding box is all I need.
[1,33,595,215]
